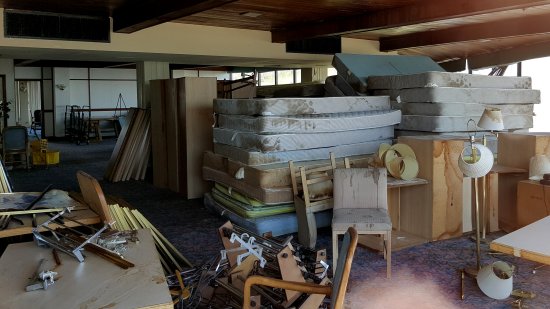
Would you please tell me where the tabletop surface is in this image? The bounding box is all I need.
[0,228,172,309]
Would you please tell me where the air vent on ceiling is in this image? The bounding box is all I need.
[4,10,110,43]
[286,36,341,55]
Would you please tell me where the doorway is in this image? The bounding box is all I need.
[15,80,42,136]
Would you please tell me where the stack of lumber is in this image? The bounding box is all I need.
[108,203,193,274]
[203,96,399,235]
[0,159,12,193]
[104,108,151,182]
[367,72,538,135]
[150,77,217,199]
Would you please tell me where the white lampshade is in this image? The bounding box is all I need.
[478,108,504,131]
[529,154,550,180]
[477,261,514,300]
[458,143,494,178]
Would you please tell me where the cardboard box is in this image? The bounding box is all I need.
[517,180,550,228]
[32,150,60,165]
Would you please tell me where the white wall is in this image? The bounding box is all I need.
[172,69,230,80]
[53,67,70,137]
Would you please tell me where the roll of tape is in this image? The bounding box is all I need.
[387,156,419,180]
[389,143,416,159]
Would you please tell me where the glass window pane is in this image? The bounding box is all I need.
[277,70,294,85]
[295,69,301,83]
[259,71,275,86]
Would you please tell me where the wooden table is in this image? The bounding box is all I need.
[0,229,172,309]
[490,216,550,265]
[0,190,101,238]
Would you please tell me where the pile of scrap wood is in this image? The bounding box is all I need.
[0,158,12,193]
[107,203,193,274]
[165,221,330,308]
[104,108,151,182]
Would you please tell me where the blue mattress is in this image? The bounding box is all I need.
[203,193,332,237]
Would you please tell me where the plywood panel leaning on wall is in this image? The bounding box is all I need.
[150,77,217,199]
[497,132,550,232]
[397,136,463,241]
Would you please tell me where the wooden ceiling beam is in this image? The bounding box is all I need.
[271,0,550,43]
[380,14,550,51]
[113,0,237,33]
[468,40,550,70]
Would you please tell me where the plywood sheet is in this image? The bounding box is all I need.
[397,136,464,241]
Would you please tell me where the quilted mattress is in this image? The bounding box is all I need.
[202,165,293,204]
[332,53,444,93]
[202,151,374,188]
[211,186,295,218]
[213,126,394,152]
[374,87,540,104]
[213,139,391,165]
[213,96,390,116]
[217,110,402,134]
[395,102,534,116]
[367,72,532,90]
[398,115,533,132]
[203,193,332,237]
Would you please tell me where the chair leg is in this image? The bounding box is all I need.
[332,231,339,276]
[296,205,317,249]
[386,230,392,279]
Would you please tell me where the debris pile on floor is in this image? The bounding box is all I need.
[167,221,330,309]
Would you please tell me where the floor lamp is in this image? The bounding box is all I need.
[476,108,504,239]
[458,131,494,275]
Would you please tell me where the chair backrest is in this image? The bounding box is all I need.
[33,110,42,123]
[289,153,339,205]
[76,170,113,222]
[333,168,387,210]
[331,227,358,309]
[2,126,28,151]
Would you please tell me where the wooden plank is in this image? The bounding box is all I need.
[517,180,550,228]
[180,77,217,199]
[116,109,146,182]
[77,171,113,222]
[277,246,304,304]
[0,208,99,238]
[165,79,180,193]
[150,80,169,188]
[104,108,136,180]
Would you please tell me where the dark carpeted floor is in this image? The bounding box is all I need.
[6,138,550,309]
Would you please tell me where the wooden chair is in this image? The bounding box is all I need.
[332,168,392,278]
[289,153,349,248]
[243,227,358,309]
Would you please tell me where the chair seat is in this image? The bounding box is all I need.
[332,208,392,231]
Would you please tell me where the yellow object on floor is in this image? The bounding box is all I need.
[30,139,60,166]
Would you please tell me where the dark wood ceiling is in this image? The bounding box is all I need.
[3,0,550,69]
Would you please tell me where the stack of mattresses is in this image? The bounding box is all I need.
[367,72,538,135]
[203,96,401,236]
